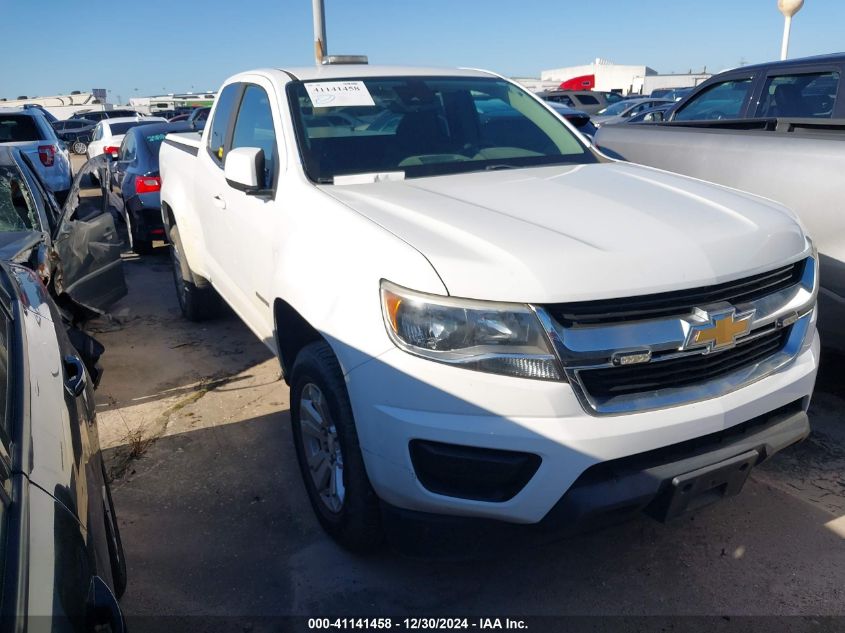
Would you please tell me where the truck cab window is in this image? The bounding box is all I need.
[756,71,839,118]
[230,85,277,188]
[674,78,753,121]
[206,83,242,166]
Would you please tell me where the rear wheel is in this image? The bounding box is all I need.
[169,224,219,321]
[290,342,382,552]
[72,140,87,155]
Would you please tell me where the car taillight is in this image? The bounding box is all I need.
[103,146,119,158]
[38,144,56,167]
[135,175,161,193]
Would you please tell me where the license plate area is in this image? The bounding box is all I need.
[651,449,759,521]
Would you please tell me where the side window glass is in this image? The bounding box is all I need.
[18,155,60,232]
[576,95,599,105]
[120,134,136,162]
[756,71,839,118]
[207,83,242,166]
[674,78,753,121]
[0,166,39,231]
[230,85,278,188]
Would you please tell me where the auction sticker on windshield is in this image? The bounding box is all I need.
[304,81,375,107]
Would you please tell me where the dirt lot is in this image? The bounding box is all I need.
[86,244,845,630]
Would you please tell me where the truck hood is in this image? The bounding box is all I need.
[322,162,808,303]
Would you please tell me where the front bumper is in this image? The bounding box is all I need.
[345,329,819,525]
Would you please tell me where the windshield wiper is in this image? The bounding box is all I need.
[484,164,518,171]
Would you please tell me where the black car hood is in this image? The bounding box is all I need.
[0,230,45,263]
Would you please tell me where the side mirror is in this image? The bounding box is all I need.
[224,147,266,194]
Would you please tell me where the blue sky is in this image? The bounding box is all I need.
[1,0,843,102]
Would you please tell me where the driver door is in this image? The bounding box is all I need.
[50,157,127,313]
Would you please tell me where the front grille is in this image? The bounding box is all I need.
[578,328,790,400]
[546,259,806,326]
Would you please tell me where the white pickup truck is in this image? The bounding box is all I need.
[160,63,819,551]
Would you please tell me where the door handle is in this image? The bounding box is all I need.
[212,194,226,210]
[63,354,87,397]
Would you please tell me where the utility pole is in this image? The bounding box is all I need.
[313,0,327,64]
[778,0,805,60]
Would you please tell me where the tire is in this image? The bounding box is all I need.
[169,224,219,321]
[290,341,382,552]
[72,140,87,155]
[102,462,127,599]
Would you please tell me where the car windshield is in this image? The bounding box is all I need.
[287,76,595,183]
[0,115,41,142]
[0,166,38,231]
[107,121,143,136]
[596,101,633,116]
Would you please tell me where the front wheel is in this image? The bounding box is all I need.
[72,140,88,155]
[290,341,382,552]
[169,224,219,321]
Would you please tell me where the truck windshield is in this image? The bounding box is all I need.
[287,76,596,183]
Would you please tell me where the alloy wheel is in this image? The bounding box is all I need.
[299,382,345,513]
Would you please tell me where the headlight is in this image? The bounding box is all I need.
[380,280,561,380]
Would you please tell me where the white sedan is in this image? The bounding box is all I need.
[87,116,167,160]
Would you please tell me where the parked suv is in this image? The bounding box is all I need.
[160,65,819,551]
[0,107,72,201]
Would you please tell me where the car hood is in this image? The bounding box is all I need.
[593,115,622,126]
[321,162,808,303]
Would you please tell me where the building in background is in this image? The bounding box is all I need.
[129,92,216,116]
[0,91,110,119]
[541,58,657,95]
[638,72,712,96]
[511,77,561,93]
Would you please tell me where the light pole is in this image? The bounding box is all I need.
[312,0,327,64]
[778,0,805,60]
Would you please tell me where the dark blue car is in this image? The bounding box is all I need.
[108,122,192,254]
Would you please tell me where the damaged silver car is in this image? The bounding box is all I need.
[0,145,126,381]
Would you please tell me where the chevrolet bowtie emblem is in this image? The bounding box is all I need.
[683,308,755,352]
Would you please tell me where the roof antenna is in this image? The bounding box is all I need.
[312,0,327,65]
